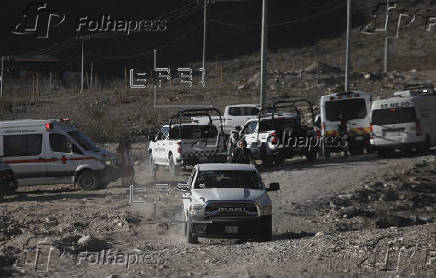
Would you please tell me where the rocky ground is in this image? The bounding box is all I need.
[1,147,435,277]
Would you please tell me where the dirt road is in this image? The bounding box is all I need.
[1,153,435,277]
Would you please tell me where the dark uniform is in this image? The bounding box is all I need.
[338,115,349,156]
[231,147,254,164]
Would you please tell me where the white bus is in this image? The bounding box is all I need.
[370,85,436,156]
[320,91,372,156]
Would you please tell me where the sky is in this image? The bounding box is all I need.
[0,0,351,73]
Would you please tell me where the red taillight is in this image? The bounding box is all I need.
[45,123,53,130]
[177,142,182,153]
[370,124,374,139]
[329,96,334,100]
[416,119,423,136]
[271,137,278,144]
[370,124,373,133]
[271,132,277,137]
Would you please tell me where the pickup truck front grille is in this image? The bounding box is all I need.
[204,201,258,218]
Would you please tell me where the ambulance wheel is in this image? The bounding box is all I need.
[77,170,99,190]
[168,154,179,176]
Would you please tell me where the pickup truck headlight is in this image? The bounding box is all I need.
[259,205,272,216]
[189,204,204,216]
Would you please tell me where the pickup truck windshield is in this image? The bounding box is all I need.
[325,98,367,121]
[67,131,97,150]
[169,125,218,139]
[195,170,263,189]
[259,118,297,132]
[371,107,416,125]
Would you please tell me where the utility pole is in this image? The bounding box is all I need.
[383,0,391,73]
[79,36,90,94]
[260,0,268,109]
[202,0,208,77]
[0,57,4,98]
[90,61,94,89]
[81,39,84,94]
[344,0,351,92]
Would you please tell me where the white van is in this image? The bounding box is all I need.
[370,86,436,155]
[320,91,372,156]
[0,119,119,190]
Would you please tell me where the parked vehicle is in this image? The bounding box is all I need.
[178,163,280,243]
[0,119,119,190]
[319,91,372,156]
[148,108,228,175]
[370,84,436,156]
[240,99,318,166]
[0,159,17,196]
[191,104,260,134]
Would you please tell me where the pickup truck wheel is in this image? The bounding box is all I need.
[168,154,179,176]
[148,154,158,172]
[255,217,272,242]
[377,149,389,157]
[322,143,330,159]
[305,151,317,162]
[417,135,431,153]
[350,147,364,155]
[77,170,100,190]
[185,215,199,244]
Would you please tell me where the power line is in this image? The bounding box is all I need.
[86,23,202,60]
[209,2,347,28]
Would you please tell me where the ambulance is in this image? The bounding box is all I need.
[370,84,436,156]
[319,91,372,156]
[0,119,120,190]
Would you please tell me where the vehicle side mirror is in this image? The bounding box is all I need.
[267,183,280,192]
[177,183,190,192]
[148,135,156,142]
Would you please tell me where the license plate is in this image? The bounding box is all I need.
[355,136,364,140]
[225,226,239,234]
[386,131,401,137]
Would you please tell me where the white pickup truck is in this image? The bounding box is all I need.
[239,99,318,165]
[148,109,228,175]
[178,163,280,243]
[191,104,260,134]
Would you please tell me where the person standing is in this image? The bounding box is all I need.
[338,113,349,157]
[117,138,135,185]
[231,139,255,165]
